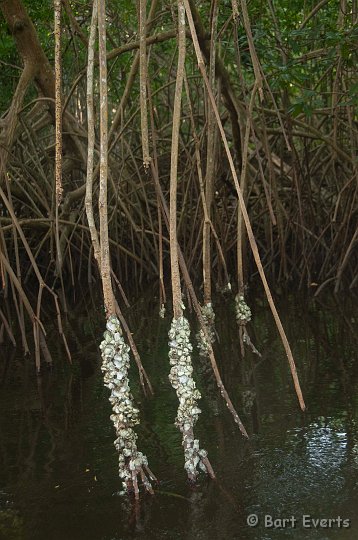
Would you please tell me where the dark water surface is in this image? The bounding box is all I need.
[0,291,357,540]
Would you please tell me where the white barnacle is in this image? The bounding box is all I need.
[103,344,115,356]
[106,316,120,333]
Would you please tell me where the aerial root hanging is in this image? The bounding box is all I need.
[235,294,261,357]
[196,304,220,415]
[168,314,215,481]
[100,315,156,497]
[196,302,216,357]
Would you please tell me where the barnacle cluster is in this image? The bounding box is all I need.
[168,315,209,479]
[235,294,252,325]
[196,302,216,356]
[100,315,154,494]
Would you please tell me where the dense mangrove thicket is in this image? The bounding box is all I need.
[0,0,357,493]
[1,0,357,321]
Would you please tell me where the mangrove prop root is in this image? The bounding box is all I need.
[235,294,261,357]
[100,315,156,497]
[168,314,215,481]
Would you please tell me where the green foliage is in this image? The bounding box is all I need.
[1,0,356,120]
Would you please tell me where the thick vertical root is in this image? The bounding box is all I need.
[168,314,215,481]
[100,315,156,497]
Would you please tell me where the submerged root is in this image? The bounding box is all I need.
[100,315,156,498]
[195,303,220,414]
[196,302,216,357]
[168,315,215,481]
